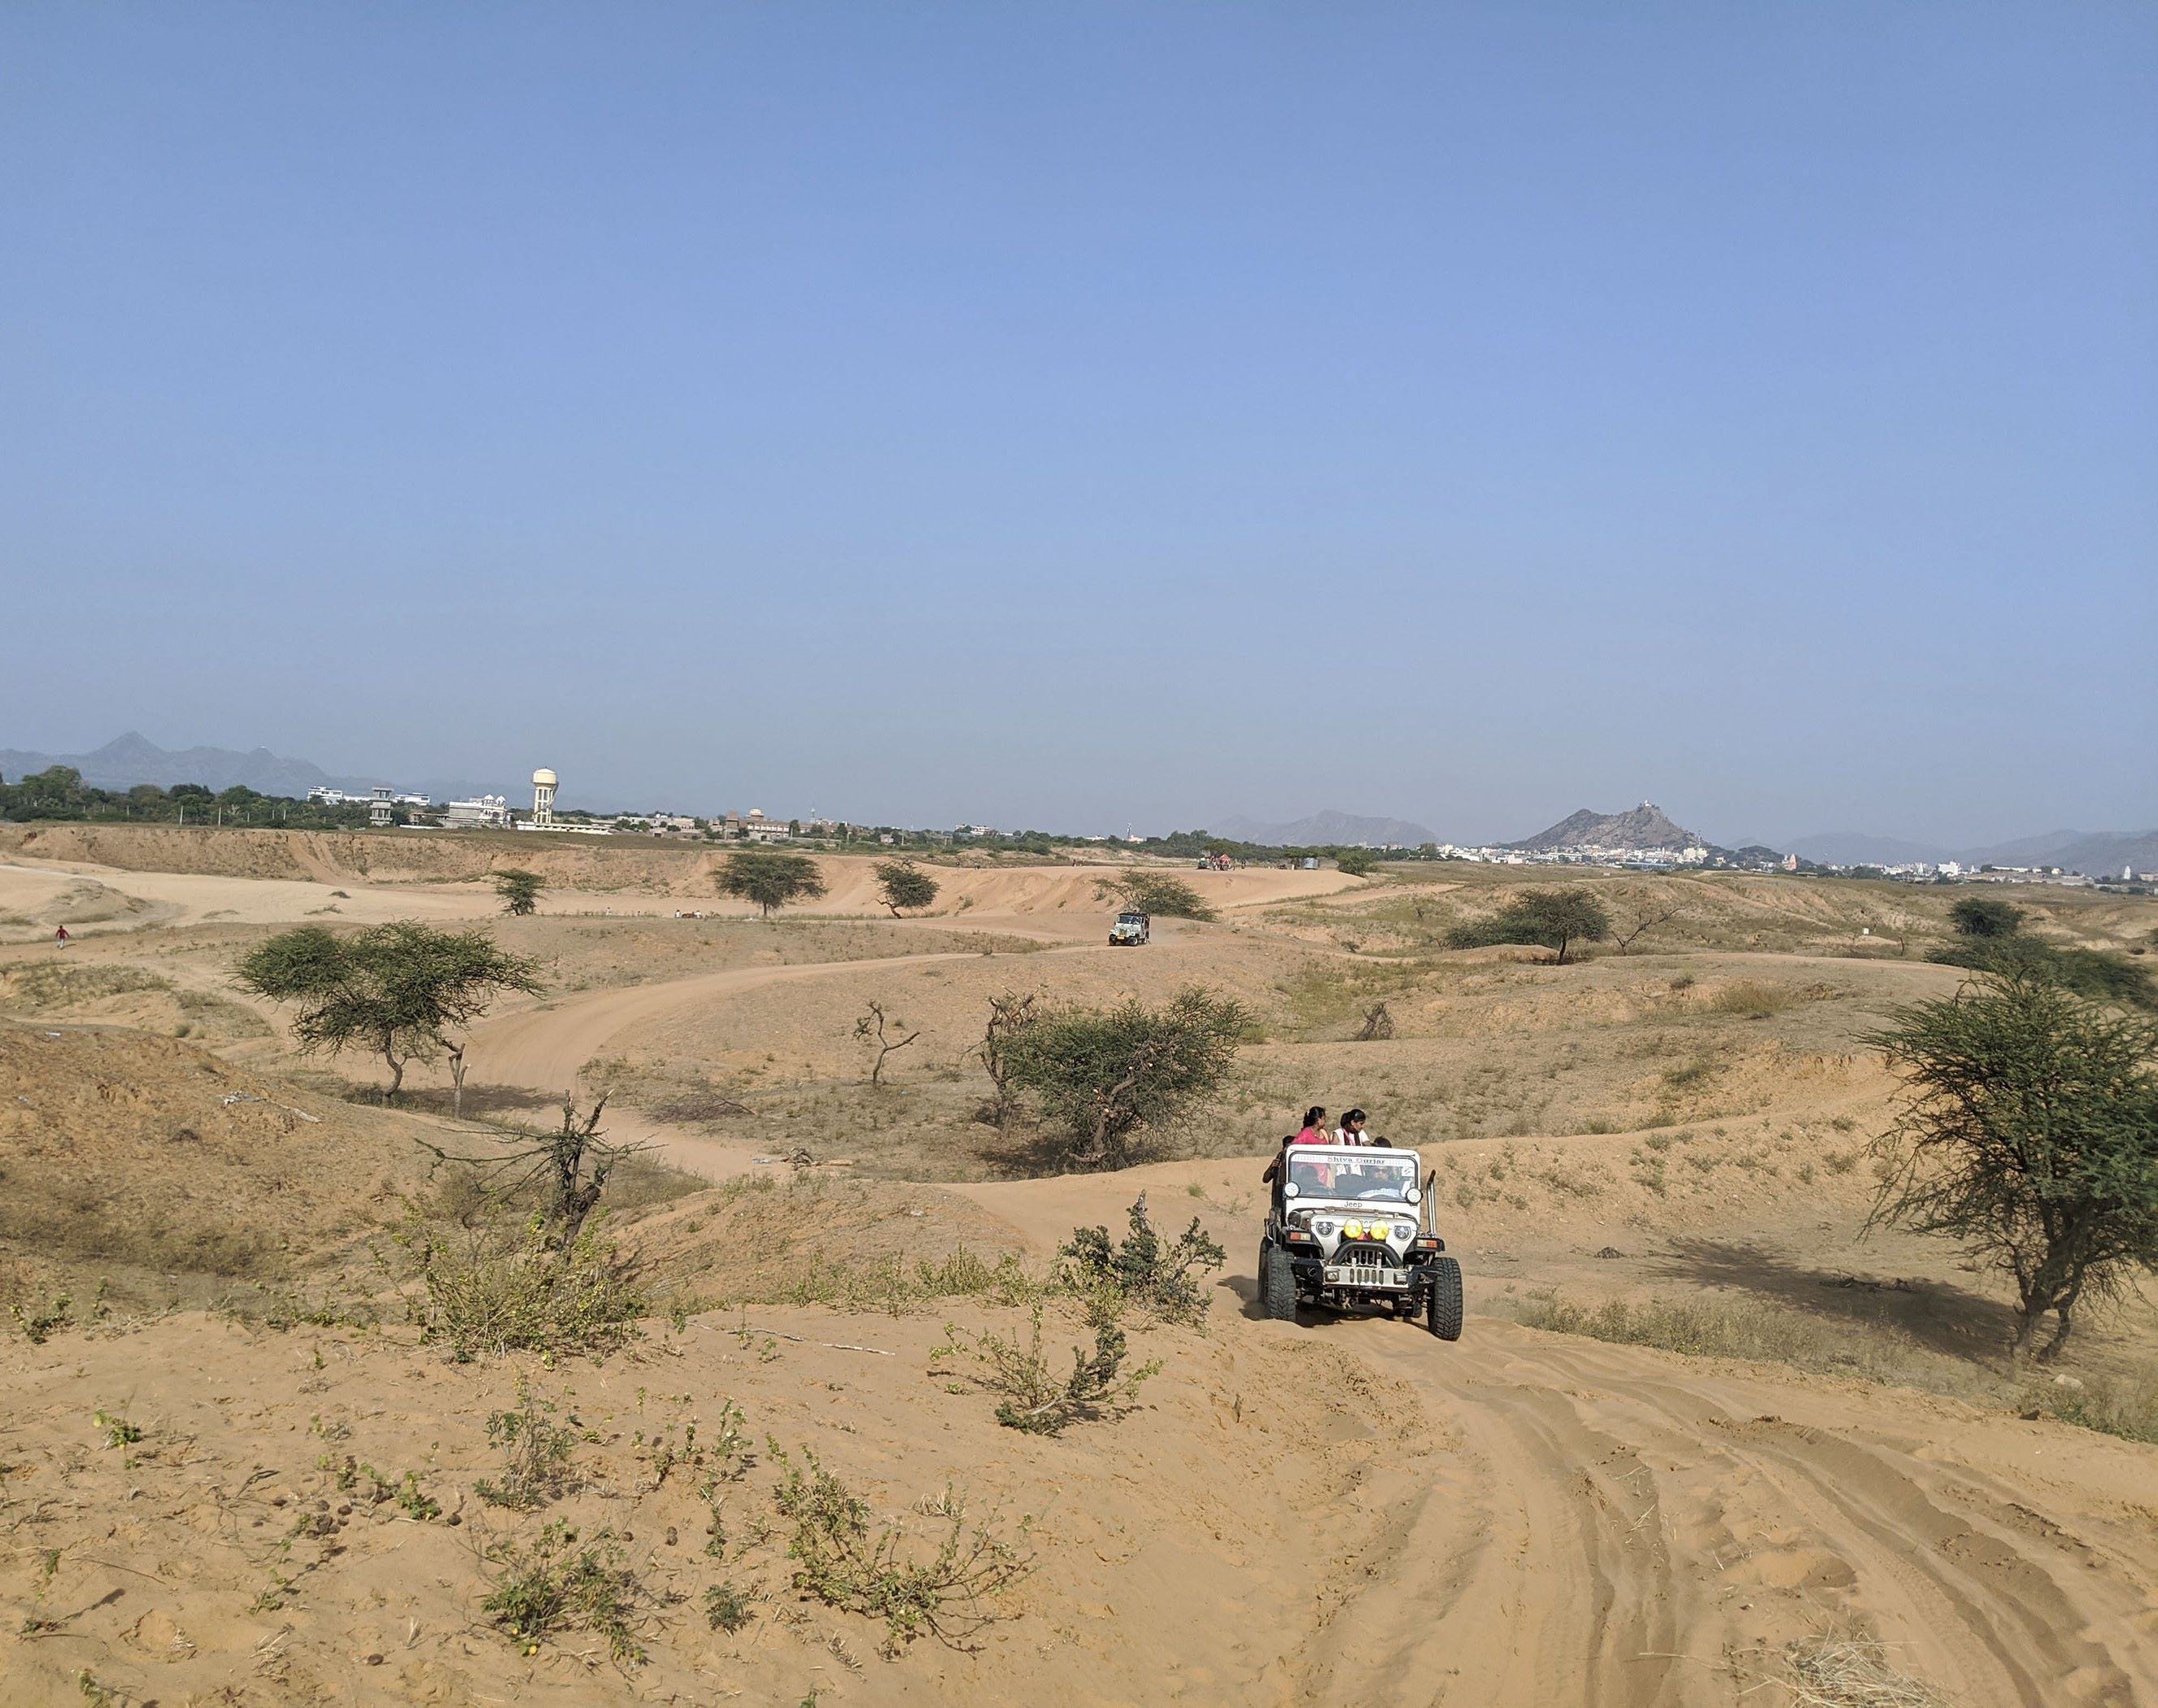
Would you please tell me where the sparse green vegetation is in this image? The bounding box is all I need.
[483,1520,648,1663]
[1001,985,1248,1168]
[410,1214,645,1360]
[1057,1193,1226,1326]
[704,1581,754,1632]
[772,1448,1030,1651]
[476,1382,579,1509]
[935,1299,1162,1436]
[234,921,543,1109]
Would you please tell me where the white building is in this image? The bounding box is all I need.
[442,795,512,829]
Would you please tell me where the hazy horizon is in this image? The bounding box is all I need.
[5,5,2153,848]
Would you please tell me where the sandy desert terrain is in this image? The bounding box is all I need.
[2,826,2155,1707]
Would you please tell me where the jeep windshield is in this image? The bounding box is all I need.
[1286,1151,1419,1203]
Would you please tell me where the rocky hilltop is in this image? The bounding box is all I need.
[1511,801,1703,852]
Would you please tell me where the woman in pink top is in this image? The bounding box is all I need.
[1264,1108,1332,1196]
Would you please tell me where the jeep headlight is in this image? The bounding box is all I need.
[1343,1220,1364,1240]
[1393,1222,1415,1241]
[1312,1218,1336,1237]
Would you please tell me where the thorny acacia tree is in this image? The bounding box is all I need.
[494,869,545,917]
[1001,986,1248,1169]
[717,851,827,917]
[874,860,939,917]
[1868,969,2158,1360]
[1093,871,1215,922]
[235,922,543,1111]
[1448,887,1612,965]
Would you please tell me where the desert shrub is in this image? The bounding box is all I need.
[476,1383,579,1509]
[771,1448,1030,1652]
[704,1581,753,1632]
[1333,848,1379,877]
[1096,871,1215,921]
[1058,1193,1226,1326]
[1870,970,2158,1359]
[483,1521,647,1663]
[1446,888,1611,964]
[1930,935,2155,1011]
[934,1301,1162,1435]
[1001,985,1249,1168]
[1948,896,2023,939]
[93,1408,142,1449]
[1707,981,1795,1019]
[410,1213,644,1360]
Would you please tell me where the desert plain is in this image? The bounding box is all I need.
[2,821,2155,1707]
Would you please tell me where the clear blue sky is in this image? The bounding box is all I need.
[3,3,2152,843]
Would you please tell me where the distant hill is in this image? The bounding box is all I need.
[1785,831,1957,866]
[1511,802,1703,852]
[0,733,499,805]
[1785,826,2158,874]
[1960,829,2158,874]
[1212,808,1437,847]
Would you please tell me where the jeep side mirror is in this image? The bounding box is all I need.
[1283,1182,1299,1198]
[1405,1187,1420,1205]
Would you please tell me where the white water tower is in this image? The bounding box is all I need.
[532,768,558,827]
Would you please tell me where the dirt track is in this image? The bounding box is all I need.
[469,995,2158,1707]
[942,1165,2158,1706]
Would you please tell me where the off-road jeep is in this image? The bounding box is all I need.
[1258,1144,1462,1339]
[1109,910,1150,946]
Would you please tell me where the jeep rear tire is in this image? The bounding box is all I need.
[1426,1257,1463,1340]
[1261,1245,1298,1322]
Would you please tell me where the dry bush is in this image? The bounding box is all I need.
[1709,981,1798,1019]
[408,1213,644,1360]
[772,1448,1031,1652]
[1057,1193,1226,1327]
[934,1300,1162,1436]
[475,1381,581,1509]
[483,1520,649,1664]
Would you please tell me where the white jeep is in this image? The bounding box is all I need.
[1259,1144,1463,1339]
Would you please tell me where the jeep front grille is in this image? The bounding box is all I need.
[1338,1244,1390,1266]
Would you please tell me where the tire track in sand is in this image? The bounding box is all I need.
[1284,1318,2157,1707]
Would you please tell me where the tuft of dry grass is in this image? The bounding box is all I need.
[1777,1632,1946,1707]
[1707,980,1797,1019]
